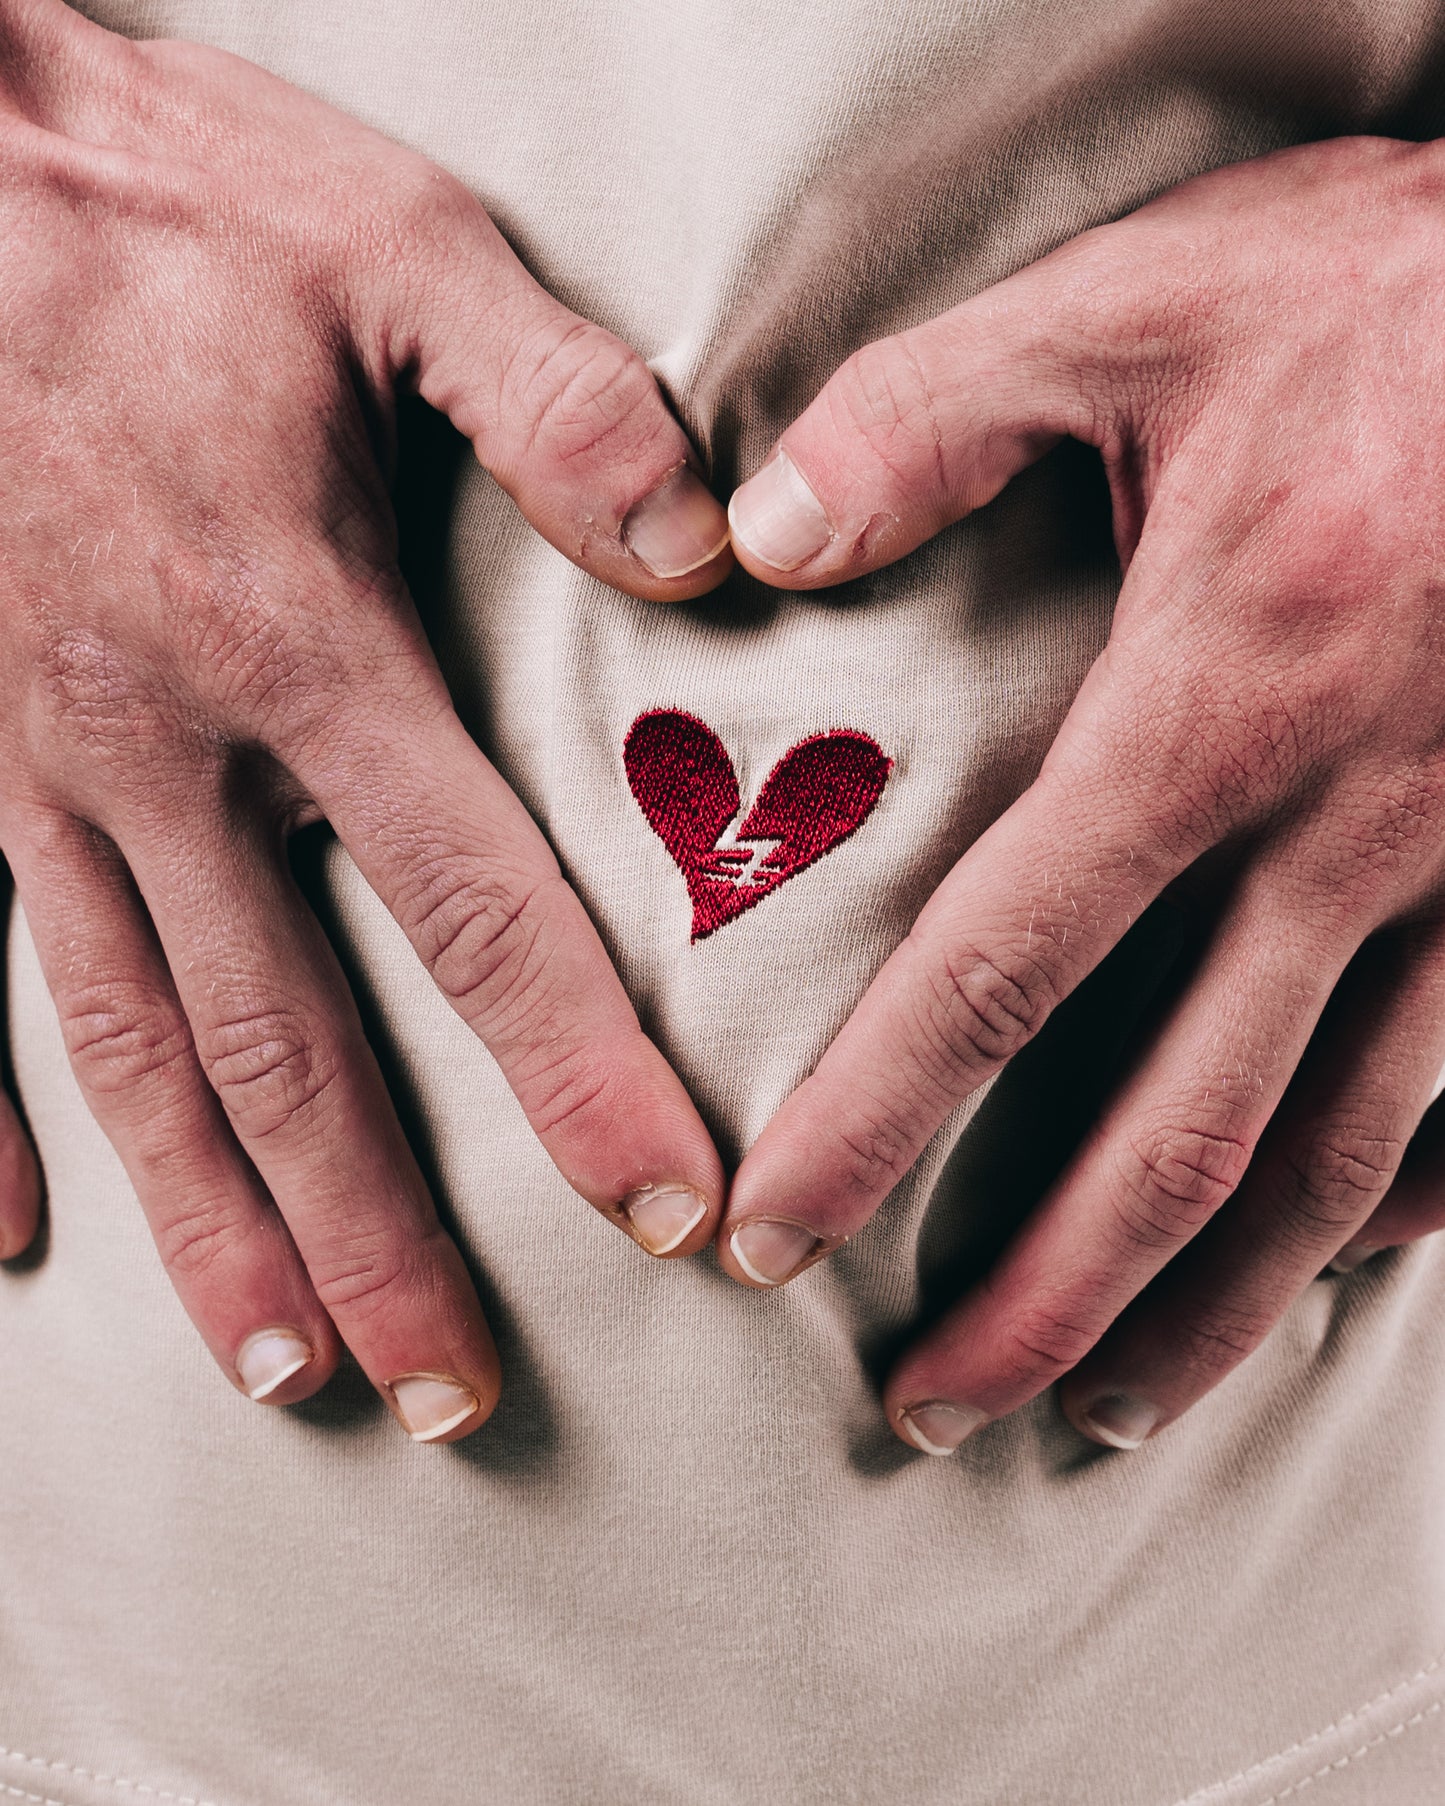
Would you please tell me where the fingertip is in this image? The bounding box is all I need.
[1326,1242,1378,1274]
[719,1217,827,1288]
[726,450,835,584]
[234,1325,337,1406]
[454,294,734,601]
[387,1369,498,1444]
[537,1033,727,1256]
[1063,1387,1164,1451]
[621,465,734,597]
[892,1400,989,1456]
[621,1183,712,1257]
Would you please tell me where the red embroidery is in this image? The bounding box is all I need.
[624,710,892,940]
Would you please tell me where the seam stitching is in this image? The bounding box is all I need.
[1171,1653,1445,1804]
[5,1663,1441,1806]
[4,1785,76,1806]
[1253,1699,1442,1805]
[0,1749,217,1806]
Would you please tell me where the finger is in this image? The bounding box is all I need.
[719,645,1223,1291]
[1055,924,1445,1446]
[878,887,1348,1453]
[282,621,726,1264]
[0,862,42,1259]
[722,465,1362,1295]
[7,810,341,1403]
[0,1091,41,1261]
[726,250,1102,588]
[360,181,732,600]
[117,802,502,1443]
[1323,1053,1445,1266]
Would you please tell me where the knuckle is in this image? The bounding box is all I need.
[828,335,947,501]
[515,1045,611,1139]
[1135,682,1311,849]
[308,1222,448,1324]
[1166,1298,1269,1382]
[32,624,170,762]
[151,1197,257,1283]
[915,940,1056,1087]
[834,1111,919,1197]
[511,316,660,471]
[195,1009,337,1140]
[1112,1125,1251,1251]
[1331,773,1443,895]
[1280,1127,1401,1236]
[1192,708,1290,828]
[59,980,195,1095]
[168,548,354,737]
[400,858,561,1022]
[994,1300,1100,1390]
[181,575,300,718]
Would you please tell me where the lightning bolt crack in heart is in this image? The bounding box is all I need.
[624,709,892,941]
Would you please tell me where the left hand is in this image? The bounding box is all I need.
[720,134,1445,1454]
[0,869,41,1261]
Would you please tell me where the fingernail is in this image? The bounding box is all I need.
[899,1401,989,1456]
[727,449,833,572]
[1079,1393,1161,1450]
[621,466,730,579]
[624,1183,708,1255]
[236,1328,314,1402]
[388,1372,481,1442]
[1328,1244,1375,1274]
[729,1218,822,1285]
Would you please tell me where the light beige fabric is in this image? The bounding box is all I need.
[4,3,1445,1801]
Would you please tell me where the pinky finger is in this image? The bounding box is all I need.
[0,1088,41,1261]
[7,812,342,1404]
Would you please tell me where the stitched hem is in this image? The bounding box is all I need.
[1247,1701,1442,1805]
[1170,1654,1445,1806]
[4,1782,78,1806]
[0,1745,219,1806]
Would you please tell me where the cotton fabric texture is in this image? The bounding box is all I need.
[4,2,1445,1801]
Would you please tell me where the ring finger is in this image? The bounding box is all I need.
[1057,920,1445,1446]
[116,794,501,1443]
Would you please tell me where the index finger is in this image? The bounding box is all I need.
[282,610,726,1262]
[718,641,1236,1288]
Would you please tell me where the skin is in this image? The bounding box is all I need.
[724,134,1445,1454]
[3,12,1441,1456]
[0,0,733,1441]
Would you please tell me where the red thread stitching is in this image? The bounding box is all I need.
[623,709,891,940]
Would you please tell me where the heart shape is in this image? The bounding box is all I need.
[624,709,892,940]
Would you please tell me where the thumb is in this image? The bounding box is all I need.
[727,264,1102,589]
[361,174,732,602]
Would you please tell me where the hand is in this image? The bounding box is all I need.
[0,0,730,1439]
[721,134,1445,1453]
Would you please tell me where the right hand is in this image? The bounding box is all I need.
[0,0,730,1440]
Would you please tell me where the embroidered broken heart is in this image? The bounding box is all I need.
[624,709,891,940]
